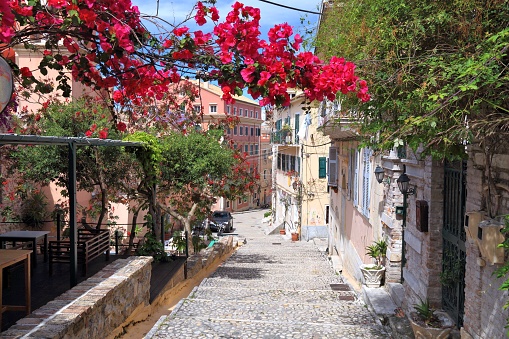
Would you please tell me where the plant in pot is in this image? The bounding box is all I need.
[360,239,387,287]
[409,298,454,338]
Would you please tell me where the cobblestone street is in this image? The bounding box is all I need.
[146,209,390,338]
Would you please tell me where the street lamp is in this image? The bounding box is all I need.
[374,165,391,185]
[375,165,415,283]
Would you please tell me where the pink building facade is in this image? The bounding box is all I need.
[197,82,265,212]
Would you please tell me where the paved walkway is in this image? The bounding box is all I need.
[146,209,390,338]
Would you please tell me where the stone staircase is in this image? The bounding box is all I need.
[147,212,390,338]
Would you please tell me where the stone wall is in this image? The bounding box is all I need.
[0,232,236,339]
[462,145,509,338]
[0,256,153,339]
[402,159,444,310]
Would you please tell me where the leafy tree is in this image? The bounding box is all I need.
[315,0,509,160]
[126,129,253,252]
[9,97,135,228]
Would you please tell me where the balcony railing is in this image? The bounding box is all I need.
[271,130,297,145]
[318,100,362,140]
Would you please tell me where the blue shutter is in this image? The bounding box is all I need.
[362,148,372,217]
[353,150,359,207]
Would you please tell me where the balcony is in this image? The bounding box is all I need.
[317,101,361,140]
[271,130,297,145]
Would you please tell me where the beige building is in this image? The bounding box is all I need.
[271,91,330,240]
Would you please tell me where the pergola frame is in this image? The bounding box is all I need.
[0,133,142,287]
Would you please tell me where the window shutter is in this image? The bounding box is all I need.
[328,147,338,187]
[295,114,300,143]
[353,150,359,206]
[362,148,372,217]
[319,157,326,178]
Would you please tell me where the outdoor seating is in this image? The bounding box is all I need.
[48,229,110,276]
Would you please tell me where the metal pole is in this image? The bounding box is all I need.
[401,192,407,283]
[185,231,189,258]
[68,142,78,287]
[115,230,119,255]
[56,212,61,242]
[160,215,165,244]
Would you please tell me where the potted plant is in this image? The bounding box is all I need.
[409,298,454,338]
[360,239,387,287]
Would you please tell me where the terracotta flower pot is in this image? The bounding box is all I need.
[409,311,454,339]
[291,232,299,241]
[280,229,286,235]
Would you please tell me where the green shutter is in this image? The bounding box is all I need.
[319,157,326,178]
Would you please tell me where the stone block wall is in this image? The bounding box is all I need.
[0,256,153,339]
[462,145,509,338]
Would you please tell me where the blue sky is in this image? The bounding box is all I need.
[132,0,322,46]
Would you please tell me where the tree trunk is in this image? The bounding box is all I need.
[127,207,140,254]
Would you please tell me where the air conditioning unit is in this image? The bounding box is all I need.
[477,219,505,265]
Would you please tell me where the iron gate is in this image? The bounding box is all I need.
[442,161,467,327]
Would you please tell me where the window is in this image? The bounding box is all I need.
[256,128,260,136]
[209,104,217,113]
[193,105,201,113]
[361,149,372,217]
[255,111,259,118]
[226,200,230,208]
[238,198,242,204]
[244,145,248,153]
[255,144,259,154]
[295,114,300,143]
[263,169,268,179]
[348,149,359,205]
[251,127,254,136]
[226,105,230,114]
[245,127,249,135]
[234,107,237,115]
[239,108,243,116]
[328,147,338,187]
[325,205,330,224]
[239,126,243,135]
[234,126,238,135]
[250,145,254,155]
[250,110,253,117]
[319,157,327,178]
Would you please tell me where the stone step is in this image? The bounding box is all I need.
[193,286,358,304]
[199,277,347,291]
[149,314,389,338]
[168,297,382,327]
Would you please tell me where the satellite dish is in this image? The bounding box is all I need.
[0,56,14,115]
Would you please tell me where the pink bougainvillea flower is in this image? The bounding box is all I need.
[19,67,32,77]
[98,129,108,139]
[116,122,127,132]
[173,27,189,37]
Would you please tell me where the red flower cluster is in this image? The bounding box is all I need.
[1,0,369,127]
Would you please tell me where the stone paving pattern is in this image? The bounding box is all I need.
[147,210,390,338]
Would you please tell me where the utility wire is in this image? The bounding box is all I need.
[258,0,322,15]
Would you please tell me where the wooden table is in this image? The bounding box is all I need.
[0,249,32,327]
[0,231,49,267]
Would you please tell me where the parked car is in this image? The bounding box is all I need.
[209,211,233,233]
